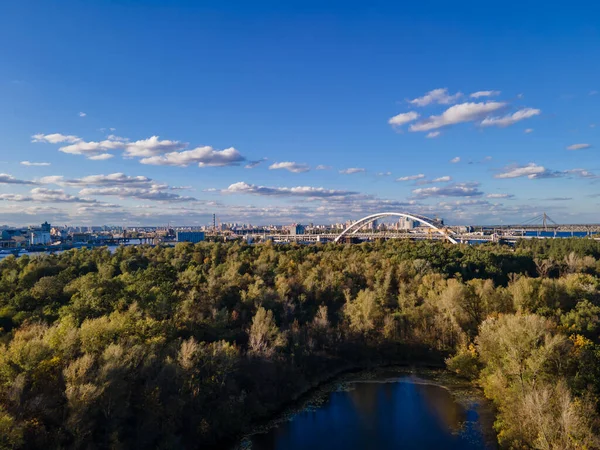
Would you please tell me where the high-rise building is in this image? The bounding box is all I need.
[399,217,416,230]
[289,224,305,235]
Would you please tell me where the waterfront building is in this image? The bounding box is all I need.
[399,217,416,230]
[30,231,51,246]
[289,224,305,235]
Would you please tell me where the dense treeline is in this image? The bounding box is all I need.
[1,239,600,449]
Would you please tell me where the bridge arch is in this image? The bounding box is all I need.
[334,212,458,244]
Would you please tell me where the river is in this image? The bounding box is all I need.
[241,370,497,450]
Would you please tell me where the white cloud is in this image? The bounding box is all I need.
[487,193,515,199]
[524,128,534,133]
[79,112,87,117]
[79,187,196,202]
[40,173,167,190]
[564,168,596,178]
[470,90,501,98]
[450,157,460,163]
[58,138,124,158]
[32,133,80,144]
[30,188,97,203]
[33,132,247,167]
[396,174,425,181]
[315,165,332,170]
[223,182,360,198]
[339,168,366,174]
[388,111,419,126]
[88,153,114,160]
[426,131,441,138]
[412,183,483,198]
[123,136,186,158]
[409,101,506,132]
[268,161,310,173]
[480,108,541,127]
[106,135,128,142]
[377,172,392,176]
[21,161,51,166]
[495,163,557,179]
[590,90,599,96]
[566,143,591,151]
[140,146,245,167]
[432,176,452,183]
[0,173,38,185]
[408,88,462,107]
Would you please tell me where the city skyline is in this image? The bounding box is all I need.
[1,1,599,227]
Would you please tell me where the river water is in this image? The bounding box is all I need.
[244,371,497,450]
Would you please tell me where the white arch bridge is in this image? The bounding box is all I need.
[334,212,459,244]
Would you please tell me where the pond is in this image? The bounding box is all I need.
[243,370,497,450]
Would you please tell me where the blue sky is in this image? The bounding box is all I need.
[1,0,599,226]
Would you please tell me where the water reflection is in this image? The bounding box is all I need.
[247,374,496,450]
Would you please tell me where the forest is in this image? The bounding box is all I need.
[1,238,600,449]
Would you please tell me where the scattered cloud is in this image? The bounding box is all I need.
[377,172,392,177]
[315,165,332,170]
[0,173,38,185]
[56,137,125,158]
[566,143,591,151]
[21,161,51,167]
[564,168,596,178]
[245,158,268,169]
[495,163,559,179]
[409,101,506,132]
[223,182,360,198]
[432,176,452,183]
[450,157,460,164]
[339,168,366,175]
[470,90,500,98]
[268,161,310,173]
[412,182,483,198]
[33,133,245,166]
[122,136,187,158]
[0,194,30,202]
[40,173,169,189]
[408,88,462,107]
[590,90,599,96]
[388,111,419,126]
[140,146,245,167]
[79,112,87,117]
[29,188,97,203]
[486,193,515,199]
[79,187,196,202]
[88,153,114,160]
[480,108,541,127]
[32,133,80,144]
[396,174,425,181]
[426,131,441,138]
[524,128,534,133]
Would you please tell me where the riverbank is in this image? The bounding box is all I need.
[234,366,498,450]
